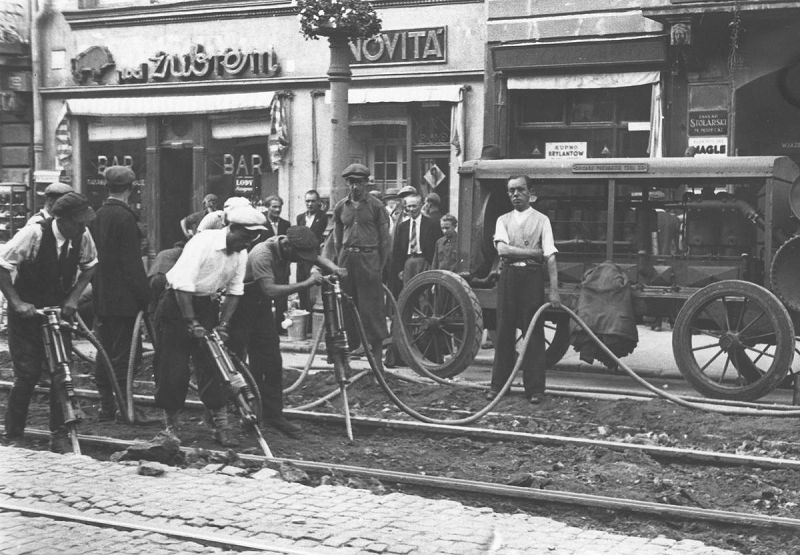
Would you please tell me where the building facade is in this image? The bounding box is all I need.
[38,0,484,254]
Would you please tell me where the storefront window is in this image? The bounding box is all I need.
[511,85,651,158]
[368,125,407,191]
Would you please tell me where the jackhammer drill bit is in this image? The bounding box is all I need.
[322,275,355,441]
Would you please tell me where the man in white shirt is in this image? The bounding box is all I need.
[154,205,267,447]
[0,192,98,452]
[391,193,441,288]
[195,196,251,233]
[487,175,561,405]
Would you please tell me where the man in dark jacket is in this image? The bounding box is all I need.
[90,166,151,423]
[391,193,442,287]
[296,190,328,333]
[0,192,98,452]
[261,195,291,334]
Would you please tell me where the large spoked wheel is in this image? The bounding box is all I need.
[394,270,483,378]
[672,280,795,401]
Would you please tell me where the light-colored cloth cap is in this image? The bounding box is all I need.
[398,185,417,197]
[226,205,268,230]
[223,196,251,213]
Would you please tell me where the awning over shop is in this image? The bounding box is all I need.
[325,84,463,104]
[508,71,660,90]
[66,91,274,117]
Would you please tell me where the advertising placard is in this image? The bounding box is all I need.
[545,142,587,159]
[687,136,728,157]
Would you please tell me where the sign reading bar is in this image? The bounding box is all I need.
[118,44,280,84]
[350,27,446,66]
[688,110,728,136]
[572,163,650,173]
[546,142,587,159]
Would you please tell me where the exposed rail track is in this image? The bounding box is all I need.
[13,427,800,534]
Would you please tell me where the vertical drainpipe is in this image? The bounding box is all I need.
[30,0,54,176]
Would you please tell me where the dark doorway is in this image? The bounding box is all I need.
[159,148,193,250]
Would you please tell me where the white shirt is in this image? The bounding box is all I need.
[166,228,247,296]
[304,212,316,229]
[196,210,226,233]
[0,219,98,285]
[407,215,422,255]
[25,208,51,227]
[494,206,557,260]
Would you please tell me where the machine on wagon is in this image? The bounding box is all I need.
[392,156,800,401]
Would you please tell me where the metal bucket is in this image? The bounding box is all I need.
[286,310,309,340]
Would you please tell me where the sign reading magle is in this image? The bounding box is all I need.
[118,44,280,84]
[349,27,446,65]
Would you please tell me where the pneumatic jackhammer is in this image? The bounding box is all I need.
[203,329,273,457]
[38,307,84,455]
[321,274,355,440]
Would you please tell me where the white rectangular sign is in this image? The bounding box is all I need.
[545,142,587,159]
[688,136,728,157]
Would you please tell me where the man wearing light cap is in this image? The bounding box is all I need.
[0,192,98,452]
[227,225,345,438]
[26,182,74,226]
[195,196,251,233]
[179,193,218,239]
[333,163,391,371]
[90,165,151,423]
[154,204,267,447]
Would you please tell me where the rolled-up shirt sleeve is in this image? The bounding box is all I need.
[79,229,99,271]
[493,216,509,246]
[0,225,40,271]
[224,251,247,296]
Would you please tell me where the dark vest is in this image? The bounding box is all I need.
[15,220,82,308]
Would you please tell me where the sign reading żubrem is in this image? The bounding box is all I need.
[349,27,446,66]
[118,44,280,84]
[688,110,728,136]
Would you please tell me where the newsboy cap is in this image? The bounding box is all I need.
[342,163,370,179]
[398,185,417,198]
[51,192,96,223]
[43,182,73,196]
[226,205,267,231]
[104,165,136,189]
[286,226,319,261]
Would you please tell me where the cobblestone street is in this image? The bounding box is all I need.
[1,446,737,554]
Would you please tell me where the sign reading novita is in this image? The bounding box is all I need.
[688,136,728,157]
[118,44,280,84]
[688,110,728,136]
[546,142,587,159]
[349,27,446,65]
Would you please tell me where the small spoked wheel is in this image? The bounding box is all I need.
[672,280,795,401]
[394,270,483,379]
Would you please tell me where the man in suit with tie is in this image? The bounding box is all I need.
[261,195,291,334]
[296,190,328,333]
[391,193,442,288]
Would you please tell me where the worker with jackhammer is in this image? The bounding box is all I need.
[153,205,267,447]
[226,225,345,439]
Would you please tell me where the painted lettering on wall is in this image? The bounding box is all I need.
[118,44,280,84]
[350,27,446,65]
[687,136,727,157]
[688,110,728,136]
[223,153,264,196]
[96,155,134,175]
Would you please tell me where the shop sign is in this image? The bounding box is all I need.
[688,110,728,136]
[118,44,280,84]
[688,136,728,157]
[546,142,587,159]
[224,153,265,197]
[350,27,446,66]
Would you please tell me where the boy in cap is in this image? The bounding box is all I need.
[154,205,267,447]
[90,165,151,423]
[195,196,251,233]
[0,192,98,452]
[26,182,74,226]
[332,163,391,371]
[180,193,218,239]
[227,225,345,437]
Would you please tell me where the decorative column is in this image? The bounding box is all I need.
[326,33,352,206]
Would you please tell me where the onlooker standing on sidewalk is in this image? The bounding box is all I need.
[179,194,218,239]
[296,190,328,332]
[26,182,73,226]
[90,166,151,423]
[391,193,441,287]
[261,195,291,335]
[154,206,267,447]
[0,192,98,452]
[431,214,462,272]
[227,226,344,438]
[487,176,561,405]
[333,163,391,371]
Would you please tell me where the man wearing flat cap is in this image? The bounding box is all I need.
[90,165,151,424]
[227,225,345,438]
[180,193,218,239]
[154,204,267,447]
[0,192,98,453]
[333,163,391,372]
[26,182,74,226]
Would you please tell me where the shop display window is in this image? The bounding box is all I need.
[84,137,146,213]
[511,85,651,158]
[206,134,275,204]
[0,184,28,243]
[367,125,407,191]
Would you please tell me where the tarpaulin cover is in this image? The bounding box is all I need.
[569,260,638,368]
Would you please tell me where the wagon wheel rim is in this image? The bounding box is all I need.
[402,283,465,365]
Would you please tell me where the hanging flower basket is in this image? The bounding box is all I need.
[296,0,382,41]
